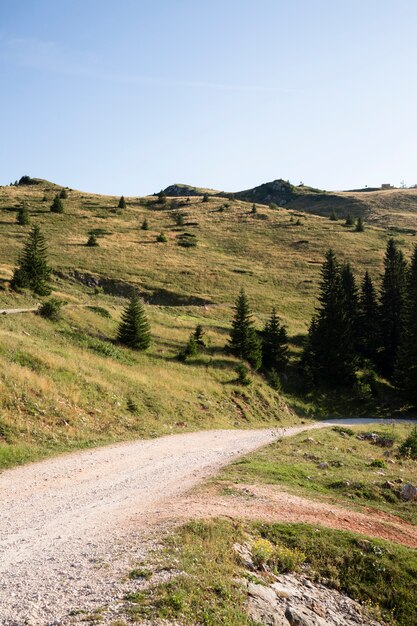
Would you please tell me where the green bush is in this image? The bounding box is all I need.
[399,427,417,460]
[39,298,63,321]
[235,363,251,386]
[157,232,167,243]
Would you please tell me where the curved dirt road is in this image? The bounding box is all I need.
[0,419,412,625]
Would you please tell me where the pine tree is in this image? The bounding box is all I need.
[395,245,417,402]
[59,188,68,199]
[118,195,126,209]
[329,209,337,221]
[358,271,379,363]
[202,193,209,203]
[345,213,354,226]
[302,250,357,386]
[228,289,262,370]
[262,308,289,372]
[251,204,257,214]
[158,190,166,204]
[16,204,29,225]
[141,218,149,230]
[355,217,364,232]
[341,262,359,349]
[117,294,151,350]
[193,324,206,349]
[379,238,407,376]
[11,225,51,295]
[50,195,64,213]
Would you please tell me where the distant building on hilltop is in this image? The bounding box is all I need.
[381,183,393,189]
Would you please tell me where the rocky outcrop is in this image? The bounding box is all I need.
[246,574,383,626]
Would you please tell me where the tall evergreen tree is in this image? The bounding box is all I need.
[118,195,126,209]
[358,271,379,363]
[117,294,151,350]
[345,213,354,226]
[355,217,364,232]
[341,262,359,349]
[379,238,407,376]
[395,245,417,402]
[16,204,29,225]
[262,308,289,372]
[11,225,51,295]
[228,289,261,370]
[302,250,357,386]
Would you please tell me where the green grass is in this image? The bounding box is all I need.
[214,423,417,523]
[123,518,417,626]
[0,180,416,468]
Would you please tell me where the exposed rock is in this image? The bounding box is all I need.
[233,542,255,570]
[285,604,330,626]
[318,462,329,470]
[357,433,394,447]
[247,582,290,626]
[400,483,417,501]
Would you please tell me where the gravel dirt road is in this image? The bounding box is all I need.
[0,418,412,625]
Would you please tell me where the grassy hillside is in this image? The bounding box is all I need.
[163,179,417,227]
[0,178,416,467]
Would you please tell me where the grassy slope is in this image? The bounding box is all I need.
[0,181,416,468]
[214,423,417,523]
[123,519,417,626]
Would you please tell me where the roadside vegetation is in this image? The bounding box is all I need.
[214,423,417,523]
[123,518,417,626]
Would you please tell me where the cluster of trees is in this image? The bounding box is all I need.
[227,289,288,375]
[302,241,417,403]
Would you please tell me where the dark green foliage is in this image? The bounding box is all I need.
[399,427,417,459]
[251,203,257,214]
[16,204,29,225]
[355,216,364,232]
[118,195,126,209]
[11,225,52,296]
[379,238,407,376]
[50,195,64,213]
[86,233,99,247]
[141,218,149,230]
[202,193,209,203]
[302,250,357,387]
[177,233,197,247]
[178,334,199,362]
[235,362,251,385]
[329,209,337,221]
[345,213,354,226]
[39,298,63,321]
[158,190,167,204]
[395,245,417,402]
[358,271,379,362]
[117,294,151,350]
[262,308,289,372]
[340,262,359,348]
[18,175,34,186]
[59,188,68,199]
[228,289,262,370]
[156,232,167,243]
[193,324,206,349]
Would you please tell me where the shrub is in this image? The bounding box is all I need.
[16,204,29,225]
[177,233,197,247]
[39,298,63,321]
[370,459,386,468]
[50,195,64,213]
[174,212,184,226]
[399,427,417,460]
[251,203,257,214]
[178,335,199,362]
[86,233,99,247]
[235,363,251,385]
[118,195,126,209]
[141,218,149,230]
[356,217,365,232]
[251,538,275,567]
[273,544,306,573]
[330,210,337,221]
[345,213,354,226]
[59,188,68,199]
[156,232,167,243]
[202,193,209,203]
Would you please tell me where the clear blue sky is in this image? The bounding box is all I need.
[1,0,416,195]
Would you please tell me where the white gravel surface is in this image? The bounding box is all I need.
[0,419,409,625]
